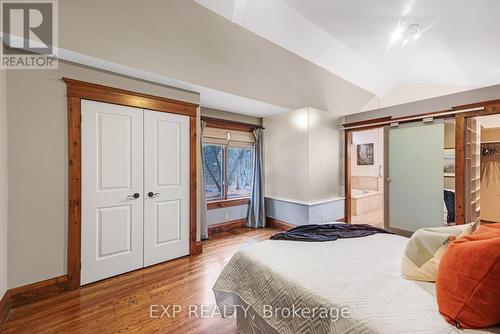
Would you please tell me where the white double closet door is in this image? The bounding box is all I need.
[81,100,189,285]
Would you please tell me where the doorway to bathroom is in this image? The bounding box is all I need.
[347,128,385,228]
[344,116,456,234]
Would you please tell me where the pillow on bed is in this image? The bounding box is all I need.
[401,223,475,282]
[473,222,500,235]
[436,223,500,329]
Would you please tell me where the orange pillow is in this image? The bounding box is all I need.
[474,222,500,235]
[436,223,500,329]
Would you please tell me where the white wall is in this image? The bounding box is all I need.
[264,108,310,202]
[263,107,355,224]
[6,62,199,288]
[207,205,249,226]
[264,107,343,203]
[359,83,478,112]
[201,107,262,126]
[0,68,7,298]
[307,108,343,202]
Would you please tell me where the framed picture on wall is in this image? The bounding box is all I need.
[357,143,374,165]
[444,148,455,176]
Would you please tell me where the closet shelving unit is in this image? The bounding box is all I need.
[465,118,481,224]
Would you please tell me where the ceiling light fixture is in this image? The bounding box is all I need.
[390,22,422,46]
[405,23,421,36]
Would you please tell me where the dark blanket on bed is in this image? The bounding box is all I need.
[270,223,394,242]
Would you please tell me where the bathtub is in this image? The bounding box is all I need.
[351,189,383,215]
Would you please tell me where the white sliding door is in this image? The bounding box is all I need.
[143,110,190,267]
[387,121,444,234]
[81,100,144,285]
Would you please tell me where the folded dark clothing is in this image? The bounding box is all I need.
[270,223,394,242]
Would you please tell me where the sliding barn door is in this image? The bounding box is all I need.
[81,100,144,285]
[387,122,444,234]
[143,110,190,267]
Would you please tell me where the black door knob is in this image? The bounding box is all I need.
[148,192,160,198]
[127,192,140,199]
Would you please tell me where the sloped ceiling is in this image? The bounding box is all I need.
[195,0,396,96]
[196,0,500,113]
[284,0,500,87]
[56,0,375,116]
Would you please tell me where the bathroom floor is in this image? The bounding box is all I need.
[351,209,384,229]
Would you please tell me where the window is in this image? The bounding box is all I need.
[227,146,253,198]
[203,144,224,200]
[203,144,254,201]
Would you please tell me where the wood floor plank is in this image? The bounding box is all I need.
[1,227,281,334]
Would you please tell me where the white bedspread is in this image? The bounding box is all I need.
[213,234,500,334]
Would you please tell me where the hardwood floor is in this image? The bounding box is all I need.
[351,209,384,228]
[1,227,283,334]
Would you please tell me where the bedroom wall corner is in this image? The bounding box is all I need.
[0,67,8,300]
[263,108,345,225]
[263,108,310,203]
[338,115,346,198]
[307,108,343,202]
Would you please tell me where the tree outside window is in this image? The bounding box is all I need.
[203,144,253,201]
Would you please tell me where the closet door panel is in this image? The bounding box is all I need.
[144,110,190,267]
[155,200,181,244]
[81,100,144,285]
[156,120,181,187]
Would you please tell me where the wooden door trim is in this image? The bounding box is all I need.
[207,197,250,210]
[64,78,198,117]
[454,103,500,225]
[454,115,466,225]
[344,125,387,224]
[201,116,263,132]
[343,116,392,128]
[344,130,352,223]
[64,78,200,290]
[67,95,82,290]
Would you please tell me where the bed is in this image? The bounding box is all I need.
[213,233,500,334]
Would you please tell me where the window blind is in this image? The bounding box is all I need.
[203,127,254,147]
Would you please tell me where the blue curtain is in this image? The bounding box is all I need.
[200,121,209,239]
[247,128,266,228]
